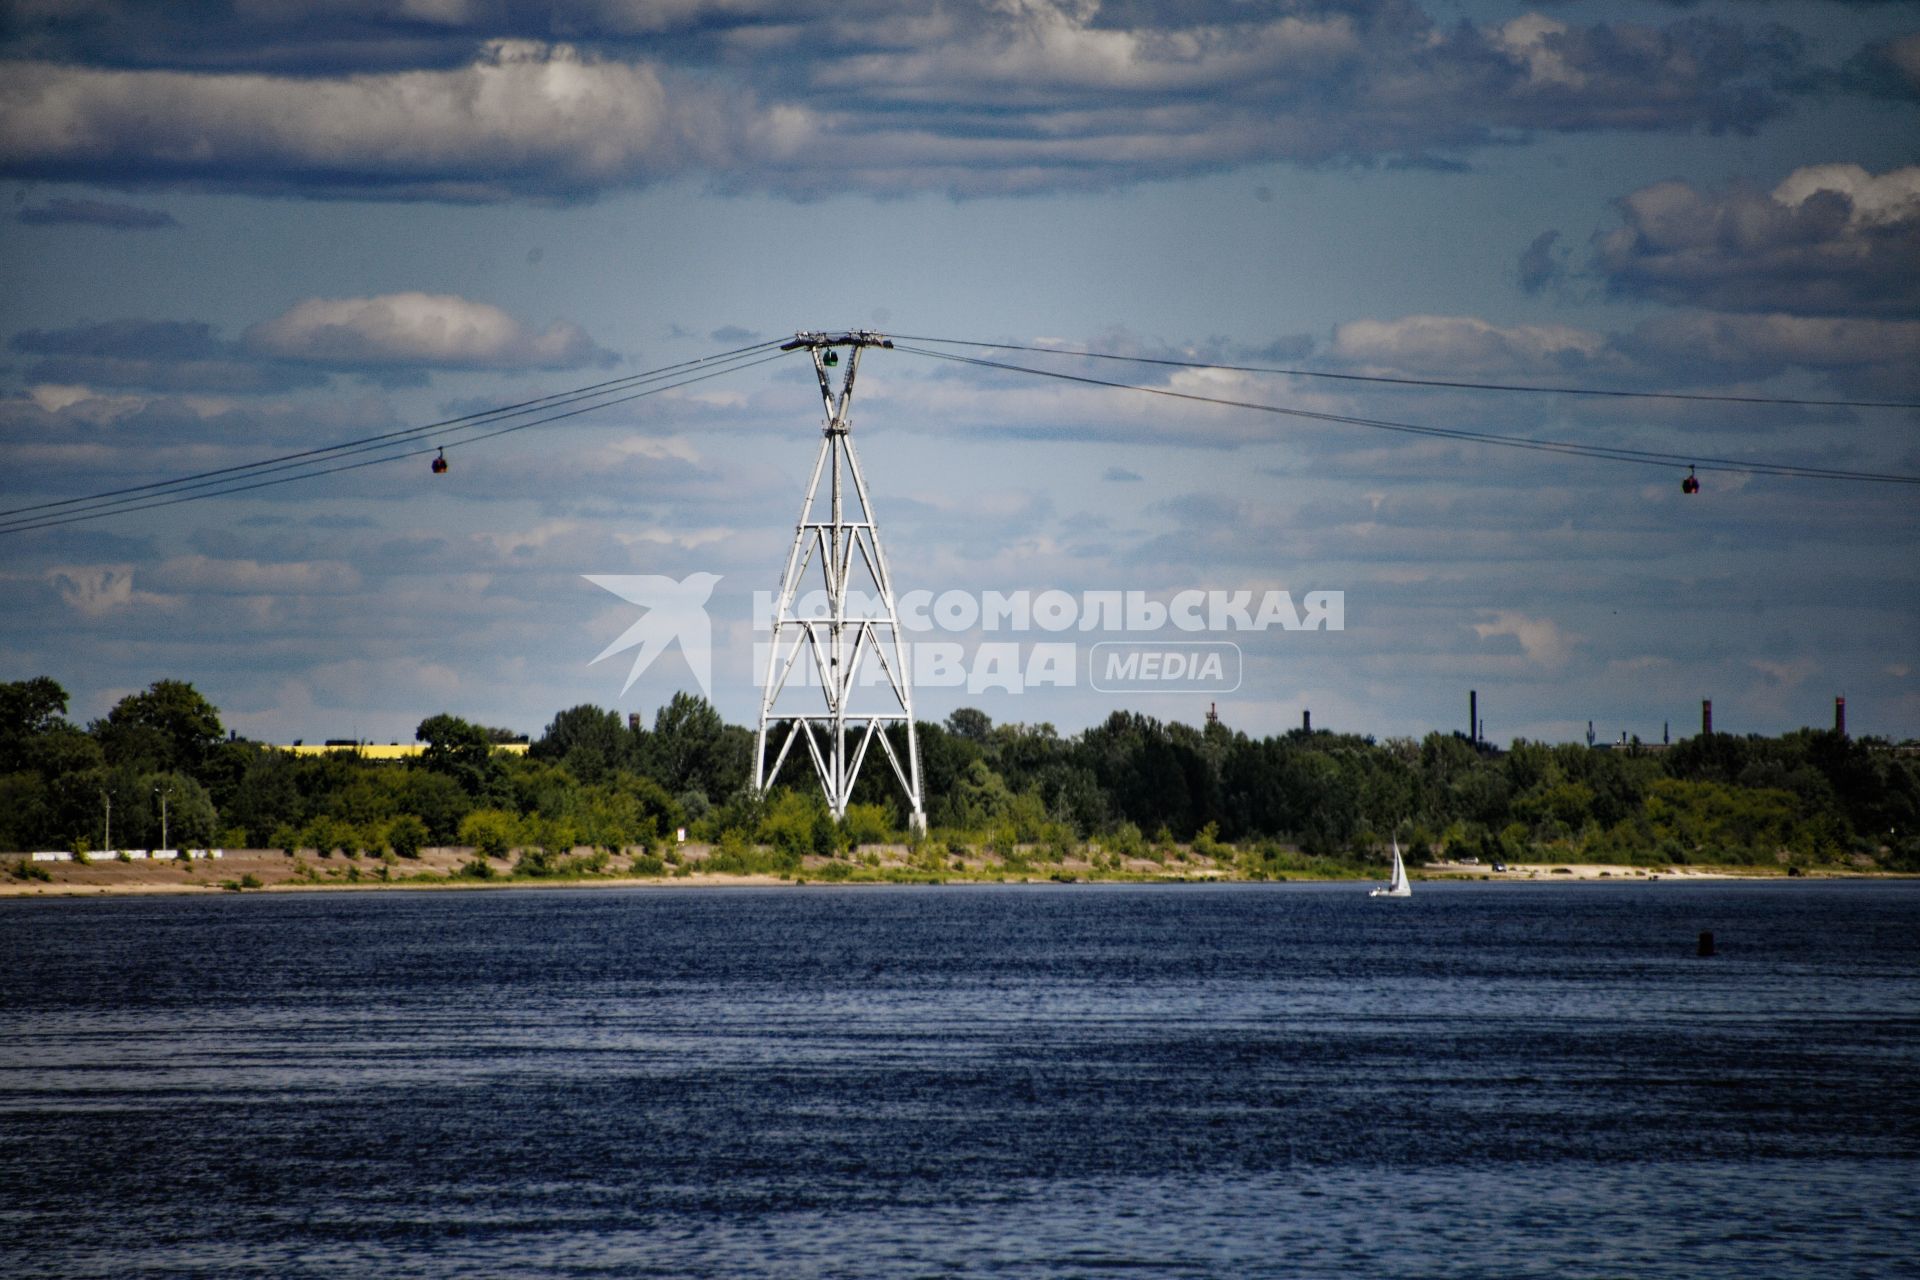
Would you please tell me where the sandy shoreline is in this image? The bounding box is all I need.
[1,847,1882,898]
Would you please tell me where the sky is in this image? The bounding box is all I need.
[1,0,1917,756]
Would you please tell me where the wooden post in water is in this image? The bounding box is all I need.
[1697,931,1716,957]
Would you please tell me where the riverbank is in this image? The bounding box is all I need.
[3,845,1888,897]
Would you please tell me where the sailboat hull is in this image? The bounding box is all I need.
[1370,841,1412,897]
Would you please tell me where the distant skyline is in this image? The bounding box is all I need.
[3,0,1916,746]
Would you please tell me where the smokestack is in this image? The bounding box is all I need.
[1470,690,1478,744]
[1702,699,1713,736]
[1835,696,1846,737]
[1303,709,1312,733]
[628,712,642,731]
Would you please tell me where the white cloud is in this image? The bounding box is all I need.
[1751,656,1817,688]
[0,40,747,201]
[1593,164,1920,318]
[1473,611,1579,668]
[44,564,176,617]
[242,292,613,370]
[0,7,1803,200]
[148,555,364,595]
[1330,315,1614,378]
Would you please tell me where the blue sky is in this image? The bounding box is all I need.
[2,0,1916,749]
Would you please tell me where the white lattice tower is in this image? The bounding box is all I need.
[754,331,926,831]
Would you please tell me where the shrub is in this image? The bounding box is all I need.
[458,809,518,860]
[1040,821,1078,862]
[387,814,428,859]
[842,802,894,848]
[1192,822,1229,860]
[759,790,831,858]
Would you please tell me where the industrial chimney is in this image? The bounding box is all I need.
[1701,699,1713,736]
[1303,709,1312,733]
[1835,696,1846,737]
[1469,690,1478,744]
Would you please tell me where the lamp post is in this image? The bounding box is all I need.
[103,791,112,853]
[153,783,169,851]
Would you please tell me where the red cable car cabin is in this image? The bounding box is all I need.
[431,449,448,474]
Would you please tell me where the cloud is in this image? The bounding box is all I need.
[1473,611,1579,668]
[710,325,762,344]
[1518,229,1564,295]
[1750,656,1817,688]
[1103,466,1144,482]
[8,299,615,395]
[44,564,175,617]
[9,319,327,393]
[1591,164,1920,317]
[17,196,176,228]
[0,6,1809,201]
[1328,314,1618,378]
[147,555,364,596]
[1835,31,1920,102]
[0,40,749,201]
[241,293,617,371]
[1616,311,1920,396]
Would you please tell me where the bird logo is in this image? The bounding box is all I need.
[584,572,722,700]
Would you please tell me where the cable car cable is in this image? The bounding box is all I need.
[0,338,788,522]
[891,333,1920,412]
[890,344,1920,485]
[5,344,788,528]
[0,349,791,535]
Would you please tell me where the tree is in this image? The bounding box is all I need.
[143,771,216,848]
[224,749,302,846]
[650,693,729,795]
[416,713,498,797]
[532,704,628,783]
[94,680,224,777]
[0,677,70,773]
[945,707,993,745]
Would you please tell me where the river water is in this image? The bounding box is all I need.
[2,880,1915,1277]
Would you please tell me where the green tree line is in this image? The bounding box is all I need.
[3,676,1916,870]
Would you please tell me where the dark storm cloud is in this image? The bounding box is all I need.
[1591,164,1920,318]
[16,196,176,227]
[0,1,1815,201]
[1832,30,1920,101]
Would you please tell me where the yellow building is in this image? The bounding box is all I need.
[278,742,529,759]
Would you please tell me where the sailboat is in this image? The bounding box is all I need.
[1370,838,1412,898]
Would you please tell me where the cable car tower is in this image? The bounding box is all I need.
[754,331,927,832]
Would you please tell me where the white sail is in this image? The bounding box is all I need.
[1370,838,1413,898]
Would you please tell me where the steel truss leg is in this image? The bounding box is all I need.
[755,333,926,833]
